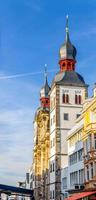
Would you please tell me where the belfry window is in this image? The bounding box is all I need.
[75,95,82,104]
[62,93,69,104]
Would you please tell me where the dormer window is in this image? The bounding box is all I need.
[62,93,69,104]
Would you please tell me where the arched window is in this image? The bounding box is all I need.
[62,94,65,103]
[79,95,81,104]
[75,95,78,104]
[75,95,82,104]
[62,94,69,104]
[66,94,69,103]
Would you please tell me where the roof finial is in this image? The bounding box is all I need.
[66,15,69,41]
[44,64,47,84]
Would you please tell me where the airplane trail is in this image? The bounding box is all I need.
[0,69,56,80]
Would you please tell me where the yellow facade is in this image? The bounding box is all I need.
[33,108,50,200]
[83,97,96,140]
[82,94,96,189]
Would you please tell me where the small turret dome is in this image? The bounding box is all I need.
[40,78,50,98]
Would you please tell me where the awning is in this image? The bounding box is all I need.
[65,191,96,200]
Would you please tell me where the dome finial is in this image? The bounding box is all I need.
[66,15,69,41]
[44,64,47,84]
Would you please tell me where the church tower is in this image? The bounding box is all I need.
[32,71,50,200]
[49,16,88,200]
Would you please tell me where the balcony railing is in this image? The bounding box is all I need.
[85,122,96,133]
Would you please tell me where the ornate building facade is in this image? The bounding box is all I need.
[32,17,88,200]
[32,77,50,200]
[83,85,96,189]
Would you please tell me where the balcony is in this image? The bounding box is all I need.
[85,123,96,134]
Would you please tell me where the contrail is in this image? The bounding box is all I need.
[0,69,57,80]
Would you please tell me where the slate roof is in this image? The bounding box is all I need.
[40,78,50,98]
[52,71,88,87]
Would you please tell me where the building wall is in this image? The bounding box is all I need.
[49,84,87,199]
[32,109,50,200]
[82,94,96,189]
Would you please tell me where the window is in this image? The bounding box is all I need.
[53,115,55,123]
[75,95,82,104]
[62,94,65,103]
[50,191,52,199]
[86,165,89,181]
[30,182,32,189]
[94,135,96,149]
[78,149,83,161]
[26,173,29,184]
[50,162,55,173]
[53,163,55,171]
[66,94,69,103]
[70,171,78,186]
[53,190,55,199]
[90,162,93,179]
[50,164,52,172]
[76,114,81,119]
[79,169,84,184]
[69,152,77,165]
[64,113,69,120]
[62,94,69,104]
[62,177,67,189]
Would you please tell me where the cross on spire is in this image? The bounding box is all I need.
[66,15,69,41]
[44,64,47,84]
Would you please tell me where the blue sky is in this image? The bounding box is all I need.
[0,0,96,185]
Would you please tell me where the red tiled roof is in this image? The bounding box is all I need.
[65,191,96,200]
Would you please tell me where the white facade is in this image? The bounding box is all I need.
[67,119,84,191]
[49,83,87,199]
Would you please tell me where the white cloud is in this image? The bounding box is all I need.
[0,73,40,185]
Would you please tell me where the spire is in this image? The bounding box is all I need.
[44,64,48,84]
[66,15,69,42]
[40,65,50,109]
[59,16,77,72]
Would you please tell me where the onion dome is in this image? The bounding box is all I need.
[59,15,77,61]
